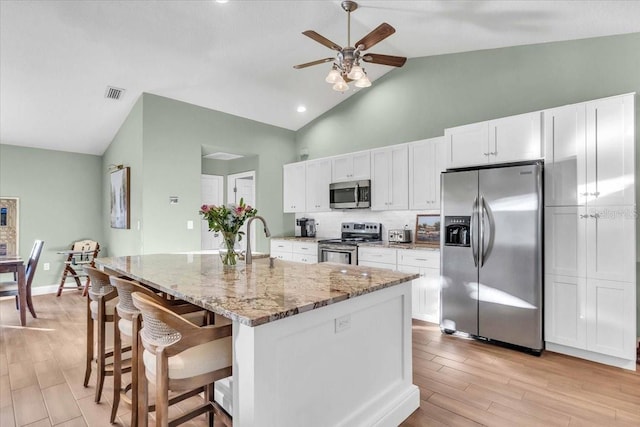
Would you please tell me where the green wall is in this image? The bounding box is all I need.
[0,144,103,286]
[102,96,144,257]
[296,32,640,158]
[136,93,296,254]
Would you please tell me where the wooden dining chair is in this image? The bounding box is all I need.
[57,240,100,296]
[83,266,131,403]
[132,292,233,427]
[108,276,210,425]
[0,239,44,318]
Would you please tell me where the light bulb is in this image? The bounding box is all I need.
[355,74,371,88]
[347,65,365,80]
[325,68,342,84]
[332,78,349,92]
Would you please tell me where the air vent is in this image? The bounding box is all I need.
[104,86,125,100]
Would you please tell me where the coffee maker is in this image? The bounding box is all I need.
[295,218,316,238]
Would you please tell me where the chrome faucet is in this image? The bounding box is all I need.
[245,216,271,264]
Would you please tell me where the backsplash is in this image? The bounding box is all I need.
[295,210,440,241]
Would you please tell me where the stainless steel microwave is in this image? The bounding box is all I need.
[329,180,371,209]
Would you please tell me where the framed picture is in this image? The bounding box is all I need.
[110,167,130,229]
[415,214,440,247]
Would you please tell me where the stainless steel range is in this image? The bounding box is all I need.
[318,222,382,265]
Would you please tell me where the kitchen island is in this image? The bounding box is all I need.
[97,253,420,427]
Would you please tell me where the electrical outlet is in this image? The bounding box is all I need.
[187,220,194,230]
[43,263,50,271]
[335,314,351,333]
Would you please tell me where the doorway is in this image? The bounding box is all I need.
[0,197,19,256]
[227,171,256,253]
[201,175,224,250]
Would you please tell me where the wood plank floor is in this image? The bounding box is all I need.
[1,293,639,426]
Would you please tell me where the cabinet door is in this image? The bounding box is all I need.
[305,159,331,212]
[331,154,352,182]
[489,111,542,164]
[586,94,635,206]
[388,144,409,210]
[585,206,636,283]
[370,148,391,210]
[283,162,306,213]
[444,121,489,168]
[409,137,444,210]
[586,279,636,359]
[544,274,587,349]
[351,151,371,181]
[544,104,587,206]
[544,206,586,278]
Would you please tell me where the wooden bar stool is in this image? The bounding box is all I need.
[132,292,233,427]
[83,266,131,403]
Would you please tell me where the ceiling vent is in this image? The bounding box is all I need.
[104,86,125,100]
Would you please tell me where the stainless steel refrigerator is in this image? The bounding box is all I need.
[440,161,543,352]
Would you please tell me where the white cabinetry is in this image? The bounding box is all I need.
[283,162,306,213]
[358,246,441,323]
[331,151,370,182]
[370,144,409,210]
[397,249,440,324]
[409,137,445,210]
[544,93,636,369]
[305,158,331,212]
[270,239,318,264]
[358,246,396,270]
[445,111,542,168]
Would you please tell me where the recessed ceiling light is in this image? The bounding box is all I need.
[215,0,229,3]
[297,105,307,113]
[203,152,243,160]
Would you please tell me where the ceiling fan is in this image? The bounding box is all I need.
[294,0,407,91]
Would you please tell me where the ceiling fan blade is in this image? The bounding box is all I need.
[355,23,395,50]
[362,53,407,67]
[302,30,342,51]
[293,58,335,69]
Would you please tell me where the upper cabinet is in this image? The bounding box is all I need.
[445,111,542,169]
[331,151,370,182]
[283,162,306,213]
[370,144,409,210]
[305,158,332,212]
[545,93,635,207]
[409,137,445,210]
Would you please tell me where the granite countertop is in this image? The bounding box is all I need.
[271,236,325,243]
[96,254,418,327]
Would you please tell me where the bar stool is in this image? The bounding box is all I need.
[109,276,211,425]
[83,266,131,403]
[132,292,233,427]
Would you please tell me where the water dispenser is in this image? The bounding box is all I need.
[444,216,470,247]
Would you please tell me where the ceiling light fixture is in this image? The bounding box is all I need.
[215,0,229,4]
[297,105,307,113]
[294,1,407,93]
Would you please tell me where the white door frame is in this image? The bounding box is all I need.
[227,171,257,252]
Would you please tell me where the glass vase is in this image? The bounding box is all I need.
[219,232,241,266]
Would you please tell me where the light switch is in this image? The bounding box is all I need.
[43,263,50,271]
[187,220,194,230]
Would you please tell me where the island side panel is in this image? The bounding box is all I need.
[232,281,419,427]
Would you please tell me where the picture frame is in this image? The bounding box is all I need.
[415,214,440,247]
[110,167,130,229]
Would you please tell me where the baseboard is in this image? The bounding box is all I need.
[32,285,63,296]
[371,385,420,427]
[546,342,637,371]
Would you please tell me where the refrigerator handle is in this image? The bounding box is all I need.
[479,195,486,267]
[471,196,479,267]
[479,196,495,267]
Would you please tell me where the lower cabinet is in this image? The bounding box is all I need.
[358,247,441,323]
[270,239,317,264]
[545,274,636,363]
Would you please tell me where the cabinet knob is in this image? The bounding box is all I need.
[489,152,497,156]
[590,192,600,197]
[579,214,588,219]
[589,213,600,219]
[483,153,490,156]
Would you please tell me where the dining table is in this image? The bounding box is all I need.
[0,255,27,326]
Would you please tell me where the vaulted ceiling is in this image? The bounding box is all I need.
[2,1,640,155]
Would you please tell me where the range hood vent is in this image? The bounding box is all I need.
[104,86,125,100]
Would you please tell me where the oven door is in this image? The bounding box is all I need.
[319,245,358,265]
